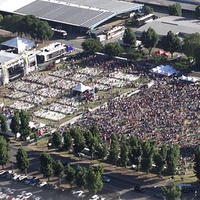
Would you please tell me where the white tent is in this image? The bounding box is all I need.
[151,65,179,76]
[72,83,91,93]
[179,75,199,83]
[1,37,35,53]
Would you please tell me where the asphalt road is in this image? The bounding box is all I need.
[8,141,161,200]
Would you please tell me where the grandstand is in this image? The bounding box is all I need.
[0,0,143,32]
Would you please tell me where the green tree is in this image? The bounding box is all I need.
[162,182,182,200]
[97,144,108,160]
[108,136,120,165]
[0,115,8,134]
[120,142,129,167]
[104,42,124,57]
[0,14,3,25]
[160,143,168,161]
[143,5,154,14]
[65,163,75,187]
[52,131,62,149]
[152,54,167,66]
[182,33,200,60]
[127,49,142,60]
[141,27,158,55]
[194,45,200,68]
[168,3,182,16]
[129,136,141,171]
[161,31,182,58]
[63,132,72,151]
[35,20,53,41]
[195,5,200,19]
[153,153,165,175]
[73,129,85,154]
[141,140,155,173]
[2,15,23,34]
[53,160,64,185]
[122,27,136,47]
[166,145,180,178]
[10,111,20,136]
[0,136,9,169]
[75,165,87,188]
[16,147,29,175]
[82,38,103,54]
[174,57,192,72]
[193,146,200,181]
[19,111,30,139]
[86,167,103,194]
[40,152,54,181]
[88,135,100,160]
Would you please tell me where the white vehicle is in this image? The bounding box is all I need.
[37,181,47,188]
[72,190,84,197]
[0,170,5,175]
[12,174,21,180]
[5,188,15,194]
[89,195,100,200]
[17,191,26,199]
[0,193,7,199]
[18,175,27,181]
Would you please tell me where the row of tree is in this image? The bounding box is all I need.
[1,14,53,41]
[143,3,200,19]
[40,152,103,193]
[0,135,104,193]
[50,127,182,177]
[0,110,31,139]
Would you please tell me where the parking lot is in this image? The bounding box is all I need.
[0,170,114,200]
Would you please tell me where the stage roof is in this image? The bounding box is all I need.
[0,51,20,64]
[0,0,143,30]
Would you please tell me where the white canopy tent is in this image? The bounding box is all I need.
[1,37,35,53]
[151,65,179,76]
[179,75,199,83]
[72,83,91,93]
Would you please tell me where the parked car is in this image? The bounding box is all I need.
[24,177,35,185]
[89,195,100,200]
[18,175,27,181]
[134,185,144,193]
[102,176,111,183]
[0,170,6,176]
[72,190,84,198]
[37,181,47,188]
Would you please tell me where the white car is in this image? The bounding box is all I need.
[0,193,7,199]
[18,175,27,181]
[37,181,47,188]
[12,174,21,180]
[72,190,84,197]
[89,195,100,200]
[5,188,16,194]
[0,170,5,175]
[23,192,32,199]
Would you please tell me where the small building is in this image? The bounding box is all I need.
[1,37,35,54]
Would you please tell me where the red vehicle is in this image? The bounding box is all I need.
[46,64,56,70]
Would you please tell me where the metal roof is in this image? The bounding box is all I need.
[13,0,143,29]
[135,0,198,11]
[135,16,200,38]
[0,51,20,64]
